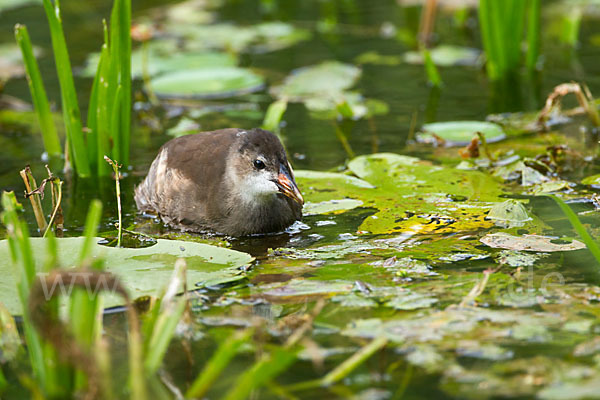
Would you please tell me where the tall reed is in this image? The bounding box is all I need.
[478,0,541,80]
[16,0,131,177]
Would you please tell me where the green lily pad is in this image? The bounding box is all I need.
[270,61,361,101]
[269,61,388,118]
[167,117,200,137]
[346,153,505,234]
[149,67,264,99]
[0,43,40,81]
[0,238,253,314]
[418,121,506,147]
[83,49,237,78]
[403,45,481,67]
[303,199,364,215]
[582,174,600,186]
[305,92,389,119]
[169,22,311,53]
[0,0,40,13]
[355,51,402,66]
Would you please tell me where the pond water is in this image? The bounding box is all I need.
[3,0,600,398]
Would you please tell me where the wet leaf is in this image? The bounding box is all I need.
[0,238,253,314]
[331,293,377,308]
[257,279,353,301]
[346,153,505,234]
[496,250,544,267]
[418,121,506,147]
[487,199,532,225]
[150,67,264,99]
[455,341,514,361]
[385,292,438,310]
[480,232,586,252]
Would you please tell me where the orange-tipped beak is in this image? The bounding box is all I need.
[275,164,304,206]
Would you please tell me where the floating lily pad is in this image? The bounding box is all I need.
[0,238,253,314]
[257,279,353,301]
[418,121,506,147]
[385,292,438,310]
[480,232,586,252]
[355,51,402,66]
[346,153,505,234]
[0,0,40,13]
[149,67,264,99]
[305,92,389,119]
[582,174,600,186]
[167,117,201,137]
[270,61,361,101]
[169,21,311,53]
[83,49,237,78]
[404,45,481,67]
[0,43,40,81]
[269,61,388,118]
[303,199,364,215]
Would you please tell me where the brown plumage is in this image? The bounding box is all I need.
[134,128,303,236]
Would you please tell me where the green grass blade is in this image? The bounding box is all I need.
[185,329,254,399]
[478,0,497,79]
[423,49,442,87]
[262,99,288,132]
[69,200,103,391]
[506,0,526,71]
[118,0,132,166]
[321,336,388,386]
[86,60,100,175]
[41,0,90,177]
[526,0,541,70]
[1,192,49,392]
[143,297,185,375]
[144,259,186,374]
[223,347,298,400]
[545,194,600,265]
[96,31,113,177]
[488,0,506,76]
[14,24,62,158]
[78,199,103,264]
[110,85,122,164]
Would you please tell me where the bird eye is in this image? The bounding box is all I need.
[253,159,266,170]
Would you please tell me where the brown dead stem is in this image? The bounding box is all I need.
[458,266,501,308]
[537,82,600,129]
[419,0,438,47]
[285,298,326,349]
[22,166,64,237]
[20,166,47,232]
[28,268,140,400]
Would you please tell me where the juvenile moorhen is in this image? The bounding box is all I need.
[134,128,303,236]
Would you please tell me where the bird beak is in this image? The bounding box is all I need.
[275,164,304,206]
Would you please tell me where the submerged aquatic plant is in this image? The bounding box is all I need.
[15,0,131,178]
